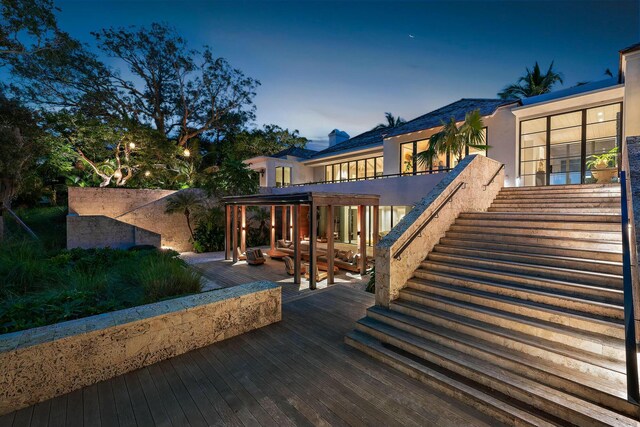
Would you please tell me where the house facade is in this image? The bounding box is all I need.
[243,43,640,247]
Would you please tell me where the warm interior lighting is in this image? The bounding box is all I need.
[597,111,605,122]
[129,142,136,149]
[183,148,191,157]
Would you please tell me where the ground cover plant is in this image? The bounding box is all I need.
[0,208,202,334]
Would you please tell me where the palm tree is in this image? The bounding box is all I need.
[164,191,205,241]
[416,109,488,166]
[373,112,406,130]
[498,61,564,99]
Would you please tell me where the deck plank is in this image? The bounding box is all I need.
[0,411,14,427]
[7,283,501,427]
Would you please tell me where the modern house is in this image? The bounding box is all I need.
[224,43,640,424]
[243,49,630,248]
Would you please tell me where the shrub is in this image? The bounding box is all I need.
[134,253,202,302]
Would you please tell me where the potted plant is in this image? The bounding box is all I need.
[586,147,618,183]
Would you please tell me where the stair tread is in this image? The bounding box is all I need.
[403,279,623,321]
[379,302,625,375]
[426,252,623,282]
[446,230,623,248]
[433,244,623,269]
[345,331,558,427]
[417,262,624,300]
[441,236,622,260]
[396,292,623,339]
[355,317,637,426]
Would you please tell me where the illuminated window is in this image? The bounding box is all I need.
[275,166,291,187]
[324,156,384,182]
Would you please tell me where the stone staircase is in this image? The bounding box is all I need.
[346,184,640,425]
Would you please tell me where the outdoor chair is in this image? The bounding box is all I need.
[304,264,328,282]
[246,248,266,265]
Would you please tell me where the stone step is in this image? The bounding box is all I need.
[495,192,621,200]
[488,206,622,214]
[369,306,628,396]
[490,201,620,209]
[454,217,621,231]
[399,286,624,338]
[416,263,622,304]
[449,224,621,241]
[459,211,622,222]
[426,252,623,288]
[500,183,620,192]
[405,276,623,320]
[493,196,620,204]
[444,230,622,253]
[344,331,557,427]
[439,236,622,263]
[432,245,622,276]
[352,318,637,426]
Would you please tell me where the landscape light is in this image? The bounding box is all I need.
[129,142,136,149]
[114,170,122,179]
[183,148,191,157]
[144,170,151,177]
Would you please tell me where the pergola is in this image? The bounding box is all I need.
[222,192,380,290]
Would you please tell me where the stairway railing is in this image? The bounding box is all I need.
[620,134,640,404]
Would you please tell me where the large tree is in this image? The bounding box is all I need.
[0,0,61,60]
[498,61,564,100]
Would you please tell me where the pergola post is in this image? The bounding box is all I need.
[293,205,301,284]
[240,206,247,253]
[309,202,317,290]
[327,205,334,284]
[359,205,366,275]
[281,206,287,241]
[232,205,238,263]
[289,206,293,241]
[225,204,231,260]
[270,205,275,252]
[372,205,379,257]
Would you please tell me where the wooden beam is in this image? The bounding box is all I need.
[289,205,293,242]
[282,206,287,241]
[293,205,301,284]
[232,206,238,263]
[270,205,276,252]
[327,205,334,284]
[225,205,231,260]
[372,205,379,257]
[309,202,317,290]
[240,206,247,253]
[359,205,366,275]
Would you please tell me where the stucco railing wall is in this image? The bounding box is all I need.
[0,281,281,415]
[375,155,504,307]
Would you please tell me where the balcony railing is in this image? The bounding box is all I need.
[289,168,453,187]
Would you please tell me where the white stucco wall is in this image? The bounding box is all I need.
[245,156,315,187]
[269,173,447,206]
[623,50,640,139]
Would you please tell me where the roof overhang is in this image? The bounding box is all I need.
[223,192,380,207]
[302,144,384,166]
[511,84,624,119]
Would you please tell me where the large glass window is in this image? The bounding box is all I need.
[324,156,384,182]
[275,166,291,187]
[519,103,621,186]
[402,128,487,174]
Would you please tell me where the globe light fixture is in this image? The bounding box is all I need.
[129,142,136,149]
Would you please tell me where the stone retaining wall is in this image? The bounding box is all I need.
[0,281,281,415]
[66,215,162,249]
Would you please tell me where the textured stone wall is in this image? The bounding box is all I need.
[375,155,504,307]
[0,281,281,415]
[67,188,210,252]
[68,187,176,217]
[622,136,640,340]
[66,215,161,249]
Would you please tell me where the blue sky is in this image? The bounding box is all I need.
[55,0,639,150]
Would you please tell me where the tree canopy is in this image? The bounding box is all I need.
[498,61,564,100]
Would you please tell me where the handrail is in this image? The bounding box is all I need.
[620,170,640,404]
[290,168,452,187]
[483,164,504,189]
[393,181,465,260]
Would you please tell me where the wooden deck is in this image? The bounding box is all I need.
[0,285,500,427]
[185,251,370,302]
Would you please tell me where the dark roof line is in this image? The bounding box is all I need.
[271,146,318,160]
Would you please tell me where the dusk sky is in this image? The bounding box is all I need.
[54,0,639,150]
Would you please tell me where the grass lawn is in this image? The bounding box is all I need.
[1,207,202,334]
